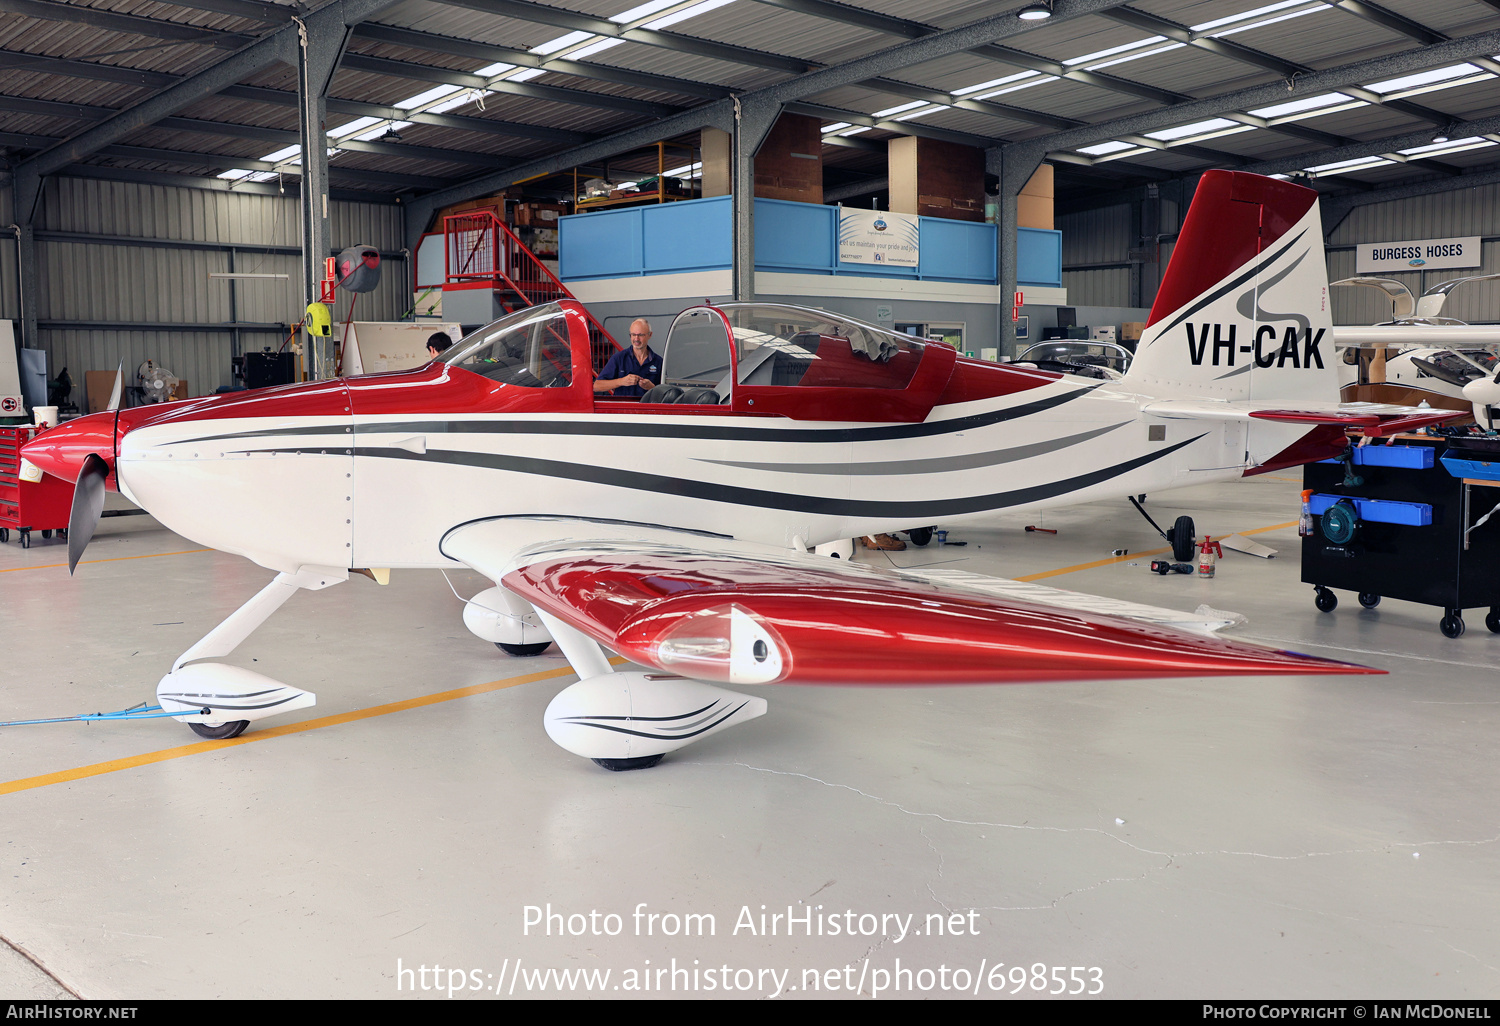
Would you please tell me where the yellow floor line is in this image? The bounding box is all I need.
[1014,519,1298,582]
[0,548,211,573]
[0,663,585,797]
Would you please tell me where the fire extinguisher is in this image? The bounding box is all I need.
[1198,535,1223,578]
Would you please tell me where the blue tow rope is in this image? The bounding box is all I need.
[0,702,205,727]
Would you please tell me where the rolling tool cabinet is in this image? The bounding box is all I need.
[1301,437,1500,637]
[0,426,72,548]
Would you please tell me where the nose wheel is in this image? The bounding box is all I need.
[189,720,250,740]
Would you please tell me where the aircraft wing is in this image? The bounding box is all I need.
[1139,398,1465,436]
[1333,326,1500,346]
[442,517,1375,685]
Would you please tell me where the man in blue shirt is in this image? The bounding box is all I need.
[594,319,661,398]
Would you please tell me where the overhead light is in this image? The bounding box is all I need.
[382,127,403,143]
[1432,130,1451,144]
[1017,1,1052,20]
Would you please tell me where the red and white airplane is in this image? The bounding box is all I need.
[22,171,1456,769]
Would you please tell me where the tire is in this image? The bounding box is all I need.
[190,720,250,740]
[1169,516,1195,563]
[496,641,551,657]
[1487,608,1500,634]
[40,529,51,539]
[1314,587,1337,613]
[907,527,933,547]
[0,528,8,543]
[19,531,28,549]
[592,754,664,771]
[1441,610,1465,639]
[1358,592,1381,608]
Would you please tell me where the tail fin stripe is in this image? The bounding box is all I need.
[1149,227,1309,341]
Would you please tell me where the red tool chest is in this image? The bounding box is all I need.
[0,425,73,548]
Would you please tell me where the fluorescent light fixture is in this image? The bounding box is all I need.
[397,84,461,109]
[328,116,381,138]
[1192,0,1310,33]
[611,0,680,21]
[1017,1,1052,21]
[1366,63,1486,95]
[567,37,626,60]
[871,100,929,118]
[1078,140,1137,156]
[645,0,735,29]
[261,144,301,162]
[1147,118,1240,141]
[954,71,1036,96]
[1064,36,1165,66]
[531,31,594,55]
[476,62,515,76]
[820,122,851,132]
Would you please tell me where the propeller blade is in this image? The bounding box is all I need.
[107,361,123,412]
[67,454,108,575]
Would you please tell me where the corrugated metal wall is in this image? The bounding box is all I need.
[1059,203,1134,307]
[21,176,407,402]
[0,185,17,321]
[1328,183,1500,326]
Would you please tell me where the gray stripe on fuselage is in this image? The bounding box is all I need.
[692,422,1131,476]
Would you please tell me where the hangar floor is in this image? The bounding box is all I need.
[1,474,1497,1000]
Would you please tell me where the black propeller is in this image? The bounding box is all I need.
[67,453,109,575]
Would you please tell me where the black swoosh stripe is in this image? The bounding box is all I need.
[1145,226,1310,344]
[175,385,1099,448]
[263,434,1206,519]
[564,702,751,741]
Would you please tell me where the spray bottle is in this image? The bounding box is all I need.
[1197,535,1223,578]
[1299,489,1315,537]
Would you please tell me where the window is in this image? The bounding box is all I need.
[442,303,572,388]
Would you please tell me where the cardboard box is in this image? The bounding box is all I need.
[515,203,567,227]
[85,370,119,413]
[1018,193,1053,230]
[1020,164,1054,199]
[1122,321,1146,341]
[1092,326,1117,342]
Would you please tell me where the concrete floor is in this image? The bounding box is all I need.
[1,475,1497,1000]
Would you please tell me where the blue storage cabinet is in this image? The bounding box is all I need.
[1301,439,1500,637]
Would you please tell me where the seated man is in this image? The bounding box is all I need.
[594,319,661,398]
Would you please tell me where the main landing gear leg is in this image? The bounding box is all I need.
[156,567,338,738]
[1129,496,1196,563]
[533,608,767,771]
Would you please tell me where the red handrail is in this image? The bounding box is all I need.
[443,211,621,369]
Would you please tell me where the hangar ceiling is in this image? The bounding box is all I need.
[1,0,1499,218]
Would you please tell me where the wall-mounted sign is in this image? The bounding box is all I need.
[1356,236,1482,273]
[838,208,918,267]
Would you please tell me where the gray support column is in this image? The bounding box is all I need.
[731,97,780,303]
[998,146,1042,361]
[296,10,352,379]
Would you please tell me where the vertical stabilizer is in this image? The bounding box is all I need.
[1124,171,1334,402]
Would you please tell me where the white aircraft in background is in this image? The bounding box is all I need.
[1332,273,1500,426]
[23,170,1457,771]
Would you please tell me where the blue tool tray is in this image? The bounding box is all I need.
[1307,493,1432,526]
[1318,445,1435,469]
[1440,452,1500,482]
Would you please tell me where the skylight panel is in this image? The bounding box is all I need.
[1086,42,1184,70]
[328,117,381,138]
[611,0,681,21]
[1063,36,1165,66]
[1250,92,1353,119]
[1397,138,1497,158]
[894,105,949,122]
[476,62,515,77]
[1366,64,1485,95]
[261,144,301,162]
[509,68,547,82]
[217,168,254,180]
[531,31,594,55]
[397,84,461,109]
[1209,4,1323,38]
[1305,155,1391,175]
[1146,118,1239,142]
[645,0,735,30]
[972,76,1055,101]
[1078,140,1137,156]
[427,91,487,113]
[355,121,409,141]
[954,71,1036,96]
[1192,0,1312,33]
[820,122,851,133]
[567,38,625,60]
[871,100,928,118]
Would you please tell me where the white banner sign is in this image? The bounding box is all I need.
[1357,236,1482,273]
[838,208,918,267]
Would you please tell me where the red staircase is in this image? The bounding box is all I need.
[444,211,621,370]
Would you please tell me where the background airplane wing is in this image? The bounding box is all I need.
[443,518,1376,686]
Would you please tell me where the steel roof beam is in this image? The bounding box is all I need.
[0,0,257,48]
[1235,114,1500,178]
[10,0,407,219]
[783,101,999,148]
[338,52,682,116]
[0,49,179,88]
[350,22,729,100]
[1014,27,1500,162]
[148,0,295,24]
[1317,0,1445,46]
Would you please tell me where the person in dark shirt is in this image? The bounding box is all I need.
[594,319,661,398]
[427,332,454,358]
